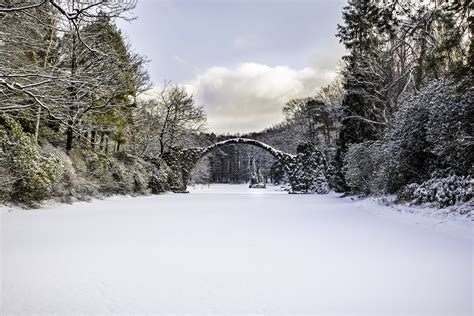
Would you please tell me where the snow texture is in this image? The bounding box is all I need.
[1,184,472,315]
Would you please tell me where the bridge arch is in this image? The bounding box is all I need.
[192,138,293,185]
[199,137,292,163]
[163,137,329,194]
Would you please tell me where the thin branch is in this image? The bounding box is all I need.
[0,0,46,12]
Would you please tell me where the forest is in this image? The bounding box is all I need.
[0,0,472,209]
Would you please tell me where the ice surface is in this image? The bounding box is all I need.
[1,184,472,315]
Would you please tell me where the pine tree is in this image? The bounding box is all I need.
[334,0,394,190]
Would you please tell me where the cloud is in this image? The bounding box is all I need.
[183,62,336,134]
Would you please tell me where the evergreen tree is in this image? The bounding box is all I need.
[334,0,396,190]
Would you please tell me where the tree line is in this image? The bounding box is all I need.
[0,0,472,209]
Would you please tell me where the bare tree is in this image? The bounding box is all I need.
[131,84,207,157]
[316,75,345,108]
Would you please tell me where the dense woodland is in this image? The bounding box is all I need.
[0,0,472,209]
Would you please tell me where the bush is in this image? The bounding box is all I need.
[398,175,472,208]
[0,116,61,202]
[113,152,151,194]
[343,141,393,195]
[39,125,65,147]
[387,79,473,185]
[286,143,329,194]
[145,158,171,194]
[161,149,186,190]
[42,142,79,202]
[68,148,154,196]
[425,80,473,174]
[0,146,14,201]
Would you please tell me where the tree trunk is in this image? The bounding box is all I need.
[159,138,165,156]
[91,130,96,148]
[66,124,74,152]
[99,132,105,150]
[414,23,430,91]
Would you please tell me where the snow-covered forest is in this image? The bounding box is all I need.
[0,0,472,314]
[0,0,471,208]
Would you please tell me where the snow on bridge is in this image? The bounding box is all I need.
[200,137,291,159]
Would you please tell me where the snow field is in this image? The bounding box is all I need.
[1,184,472,315]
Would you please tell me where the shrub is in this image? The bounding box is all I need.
[71,148,139,195]
[0,146,14,201]
[387,79,473,186]
[69,148,163,197]
[398,175,472,208]
[114,152,150,194]
[286,143,329,194]
[42,142,78,202]
[425,80,473,175]
[146,158,171,194]
[0,116,61,202]
[39,126,65,147]
[343,141,391,195]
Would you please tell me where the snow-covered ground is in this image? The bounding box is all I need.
[1,184,472,315]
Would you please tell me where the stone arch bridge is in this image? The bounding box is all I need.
[162,138,329,194]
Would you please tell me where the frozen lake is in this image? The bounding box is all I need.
[1,184,472,315]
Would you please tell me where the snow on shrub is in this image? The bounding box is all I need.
[0,145,14,201]
[399,175,472,208]
[145,158,171,194]
[148,168,170,194]
[343,141,393,195]
[387,79,472,185]
[285,143,329,194]
[0,116,61,202]
[424,80,473,174]
[68,148,146,196]
[42,142,79,202]
[115,152,155,194]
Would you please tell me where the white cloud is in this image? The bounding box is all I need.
[184,62,336,134]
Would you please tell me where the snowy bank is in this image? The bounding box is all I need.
[341,193,472,240]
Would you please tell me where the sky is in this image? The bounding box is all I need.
[117,0,347,134]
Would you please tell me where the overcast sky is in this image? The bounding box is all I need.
[117,0,347,134]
